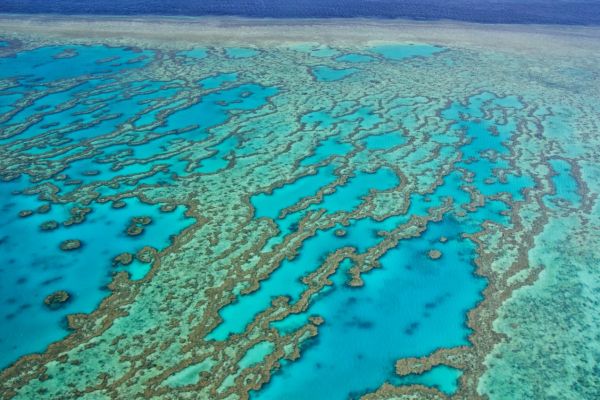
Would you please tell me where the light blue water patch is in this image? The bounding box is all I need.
[0,92,23,115]
[176,48,208,60]
[362,132,406,150]
[157,83,278,136]
[66,83,179,142]
[209,168,400,341]
[250,94,531,399]
[335,53,375,63]
[133,98,188,128]
[443,93,534,202]
[251,164,338,220]
[457,199,512,233]
[163,359,215,388]
[50,145,186,196]
[0,40,8,47]
[300,136,353,166]
[0,181,194,368]
[260,211,307,254]
[259,167,398,253]
[196,135,238,173]
[2,80,178,145]
[4,79,109,127]
[370,44,443,61]
[311,66,359,82]
[207,219,387,341]
[391,365,463,395]
[239,341,275,369]
[225,47,259,59]
[0,45,153,83]
[199,72,238,89]
[270,313,310,335]
[253,217,485,400]
[544,159,581,209]
[308,168,399,215]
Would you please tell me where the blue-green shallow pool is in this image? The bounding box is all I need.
[391,365,463,395]
[0,44,152,83]
[0,44,205,368]
[0,178,194,368]
[252,216,484,400]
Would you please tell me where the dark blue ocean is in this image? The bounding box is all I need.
[1,0,599,25]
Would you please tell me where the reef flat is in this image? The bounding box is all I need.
[0,16,599,400]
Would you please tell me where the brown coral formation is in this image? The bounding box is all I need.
[36,204,51,214]
[40,220,59,231]
[334,228,347,237]
[126,216,153,236]
[63,207,92,226]
[112,200,127,209]
[126,225,144,236]
[113,252,134,266]
[59,239,82,251]
[159,204,176,213]
[43,290,71,310]
[132,216,152,226]
[136,247,155,263]
[427,249,443,260]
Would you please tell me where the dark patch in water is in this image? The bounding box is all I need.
[404,321,419,335]
[41,276,63,286]
[345,316,374,329]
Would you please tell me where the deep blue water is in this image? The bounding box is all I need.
[0,0,599,25]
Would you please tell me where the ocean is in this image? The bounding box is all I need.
[0,0,599,25]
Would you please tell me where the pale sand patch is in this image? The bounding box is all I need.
[0,14,600,55]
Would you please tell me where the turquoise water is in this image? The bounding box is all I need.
[391,365,463,395]
[196,135,238,173]
[162,358,216,388]
[225,47,259,58]
[311,66,359,81]
[176,48,208,59]
[239,341,275,368]
[0,45,152,83]
[199,72,238,89]
[370,44,444,60]
[254,218,483,400]
[0,44,205,368]
[335,53,375,63]
[208,91,530,398]
[300,136,353,165]
[0,42,280,368]
[0,180,193,367]
[361,131,406,149]
[544,158,581,209]
[251,164,339,220]
[209,168,401,340]
[1,29,595,400]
